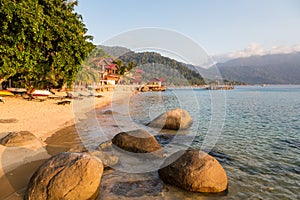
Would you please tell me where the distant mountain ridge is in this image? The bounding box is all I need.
[97,45,300,85]
[216,52,300,84]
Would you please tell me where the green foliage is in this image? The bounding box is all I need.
[84,48,110,68]
[76,66,99,85]
[113,59,136,76]
[0,0,94,89]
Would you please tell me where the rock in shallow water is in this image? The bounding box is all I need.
[93,141,119,167]
[112,129,162,155]
[103,110,117,115]
[158,150,228,193]
[100,169,164,199]
[147,108,193,130]
[25,152,104,200]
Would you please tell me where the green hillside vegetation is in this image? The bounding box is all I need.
[97,45,131,58]
[119,51,205,86]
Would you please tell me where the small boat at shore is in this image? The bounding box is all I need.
[0,90,14,96]
[31,89,51,97]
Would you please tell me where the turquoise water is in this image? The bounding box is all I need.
[217,86,300,199]
[75,85,300,199]
[121,85,300,199]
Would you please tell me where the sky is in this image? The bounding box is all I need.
[75,0,300,56]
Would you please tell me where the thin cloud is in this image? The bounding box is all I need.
[212,43,300,63]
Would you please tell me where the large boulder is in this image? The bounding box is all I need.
[25,152,104,200]
[147,108,193,130]
[158,150,228,193]
[112,129,162,155]
[0,131,42,147]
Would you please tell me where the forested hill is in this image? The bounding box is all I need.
[97,45,131,57]
[96,46,300,85]
[217,52,300,84]
[96,45,205,85]
[118,51,205,85]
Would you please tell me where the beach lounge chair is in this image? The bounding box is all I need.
[56,100,72,105]
[79,91,92,97]
[90,91,103,98]
[48,91,67,100]
[66,92,83,100]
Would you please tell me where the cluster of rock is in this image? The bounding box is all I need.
[20,108,227,199]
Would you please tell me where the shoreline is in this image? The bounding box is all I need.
[0,91,114,199]
[0,86,138,199]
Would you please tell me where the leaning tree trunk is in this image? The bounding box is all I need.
[0,78,4,90]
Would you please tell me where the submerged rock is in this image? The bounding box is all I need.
[25,152,104,200]
[158,150,228,193]
[92,150,119,168]
[110,179,163,197]
[112,129,162,155]
[93,141,119,167]
[97,140,114,151]
[147,108,193,130]
[103,110,117,115]
[100,169,164,199]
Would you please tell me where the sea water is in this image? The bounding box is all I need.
[81,85,300,199]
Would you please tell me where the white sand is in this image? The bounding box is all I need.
[0,86,138,199]
[0,92,117,177]
[0,92,115,141]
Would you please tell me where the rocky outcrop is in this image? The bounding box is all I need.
[112,129,161,154]
[147,108,193,130]
[25,152,104,200]
[0,131,42,147]
[158,150,228,193]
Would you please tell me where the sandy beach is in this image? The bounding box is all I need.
[0,86,138,199]
[0,92,115,140]
[0,91,117,199]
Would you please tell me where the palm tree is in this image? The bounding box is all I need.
[76,66,99,86]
